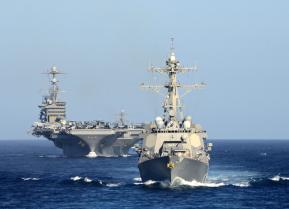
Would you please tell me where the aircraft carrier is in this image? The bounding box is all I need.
[31,66,144,157]
[137,40,212,183]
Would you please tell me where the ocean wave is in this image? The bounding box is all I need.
[139,180,173,188]
[84,177,93,183]
[269,175,289,182]
[172,177,225,188]
[106,183,122,187]
[70,176,82,181]
[132,179,143,185]
[207,169,258,188]
[21,177,40,181]
[70,176,98,183]
[132,178,225,188]
[232,182,250,187]
[121,154,131,158]
[131,170,289,189]
[69,176,125,187]
[85,153,98,158]
[132,177,251,188]
[144,180,158,185]
[38,155,63,158]
[133,177,142,182]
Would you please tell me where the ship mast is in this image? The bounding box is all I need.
[141,39,206,128]
[46,66,63,103]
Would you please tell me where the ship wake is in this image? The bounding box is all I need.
[132,171,289,189]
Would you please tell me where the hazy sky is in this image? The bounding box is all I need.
[0,0,288,139]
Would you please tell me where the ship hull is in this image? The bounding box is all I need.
[41,131,141,157]
[49,133,117,157]
[138,156,208,183]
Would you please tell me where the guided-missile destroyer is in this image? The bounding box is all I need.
[137,40,212,183]
[31,66,144,157]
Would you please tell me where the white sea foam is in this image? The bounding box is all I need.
[133,177,142,182]
[39,155,61,158]
[106,183,121,187]
[70,176,106,184]
[143,180,157,185]
[172,177,225,188]
[86,152,98,158]
[121,154,131,158]
[133,177,145,185]
[207,168,258,188]
[232,182,250,187]
[133,177,226,188]
[70,176,82,181]
[84,177,93,183]
[132,167,258,188]
[270,175,289,181]
[133,180,153,186]
[176,178,251,188]
[132,177,251,188]
[21,177,40,181]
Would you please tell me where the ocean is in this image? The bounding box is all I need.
[0,139,288,209]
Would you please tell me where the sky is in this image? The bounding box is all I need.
[0,0,288,140]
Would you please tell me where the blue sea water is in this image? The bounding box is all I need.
[0,139,288,209]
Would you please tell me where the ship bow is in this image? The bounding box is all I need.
[138,156,208,183]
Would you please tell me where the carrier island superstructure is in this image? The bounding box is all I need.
[137,41,212,183]
[31,66,144,157]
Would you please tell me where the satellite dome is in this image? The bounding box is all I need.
[155,117,164,129]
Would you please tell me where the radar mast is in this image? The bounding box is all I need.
[46,66,63,103]
[141,39,206,129]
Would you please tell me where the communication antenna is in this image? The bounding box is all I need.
[170,37,175,51]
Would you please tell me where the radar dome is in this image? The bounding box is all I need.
[170,52,176,62]
[185,116,192,121]
[183,115,192,130]
[183,121,191,130]
[155,117,164,129]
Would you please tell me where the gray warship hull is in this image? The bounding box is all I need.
[37,129,142,157]
[138,156,208,183]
